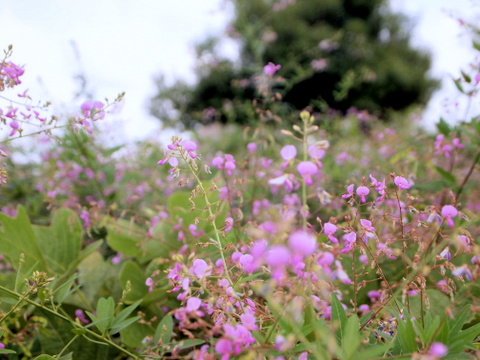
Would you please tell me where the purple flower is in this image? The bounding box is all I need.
[441,205,458,227]
[297,161,318,185]
[356,186,370,203]
[452,265,472,281]
[75,309,90,324]
[428,342,448,357]
[186,297,202,312]
[394,176,411,190]
[145,277,154,292]
[280,145,297,160]
[266,245,291,268]
[342,184,354,199]
[439,247,452,261]
[224,217,234,232]
[288,230,317,256]
[323,222,338,243]
[247,142,257,153]
[190,259,209,279]
[264,62,281,75]
[80,100,105,120]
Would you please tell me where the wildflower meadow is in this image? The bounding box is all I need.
[0,31,480,360]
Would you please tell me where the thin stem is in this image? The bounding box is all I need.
[455,147,480,202]
[183,153,234,287]
[0,285,140,359]
[57,334,79,357]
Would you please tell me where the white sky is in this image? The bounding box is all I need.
[1,0,479,144]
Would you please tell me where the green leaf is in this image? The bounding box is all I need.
[331,293,348,341]
[0,349,17,354]
[34,208,82,274]
[460,70,471,83]
[154,314,173,345]
[436,118,451,136]
[453,78,465,94]
[106,218,143,258]
[355,343,393,360]
[434,166,456,185]
[109,299,142,334]
[342,314,360,360]
[0,205,47,273]
[109,315,141,335]
[87,297,115,334]
[448,305,470,339]
[34,355,56,360]
[53,273,80,304]
[396,317,419,353]
[119,261,148,302]
[177,339,205,350]
[473,40,480,52]
[113,300,142,325]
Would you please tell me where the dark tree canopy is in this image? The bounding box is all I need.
[150,0,438,129]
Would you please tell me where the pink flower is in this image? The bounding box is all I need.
[288,230,317,256]
[9,120,19,136]
[452,265,472,281]
[441,205,458,227]
[439,247,452,261]
[145,277,154,292]
[186,297,202,312]
[342,184,354,199]
[224,217,234,232]
[247,142,257,153]
[394,176,411,190]
[341,232,357,253]
[240,310,258,330]
[80,100,105,120]
[80,210,91,228]
[75,309,90,324]
[323,222,338,243]
[297,161,318,185]
[428,342,448,357]
[280,145,297,160]
[266,245,291,268]
[190,259,209,279]
[331,260,351,284]
[356,186,370,203]
[263,62,281,75]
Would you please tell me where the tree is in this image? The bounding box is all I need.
[150,0,438,129]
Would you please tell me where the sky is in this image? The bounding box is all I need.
[1,0,479,145]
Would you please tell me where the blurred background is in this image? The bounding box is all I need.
[1,0,479,143]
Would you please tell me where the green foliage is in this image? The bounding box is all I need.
[150,0,438,128]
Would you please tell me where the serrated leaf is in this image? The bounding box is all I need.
[154,314,173,345]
